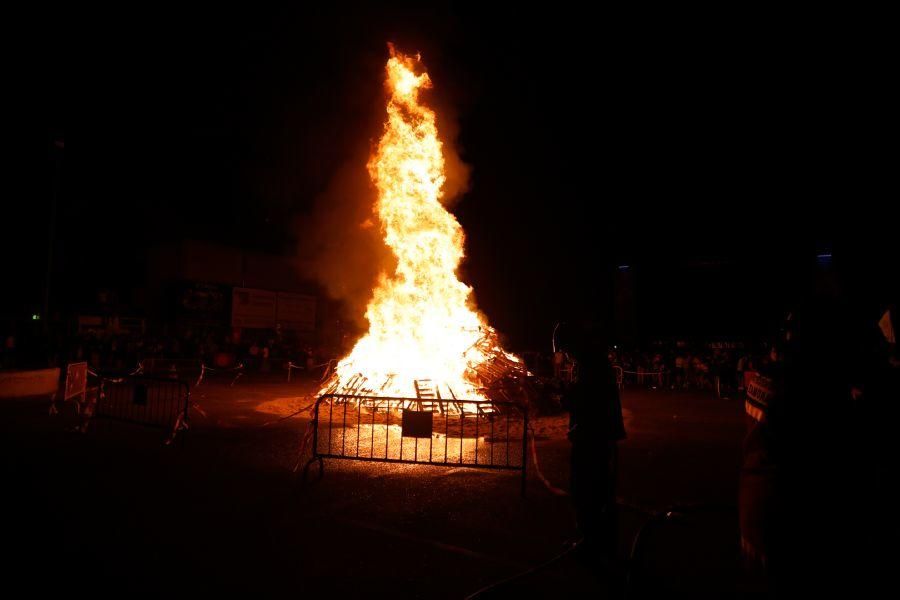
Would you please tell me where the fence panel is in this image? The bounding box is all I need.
[95,375,189,443]
[305,394,528,494]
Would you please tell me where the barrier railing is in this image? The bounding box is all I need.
[303,393,528,495]
[93,375,190,444]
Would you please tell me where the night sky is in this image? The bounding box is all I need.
[9,4,895,348]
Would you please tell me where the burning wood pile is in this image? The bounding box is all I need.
[317,47,526,411]
[321,327,529,405]
[463,329,529,391]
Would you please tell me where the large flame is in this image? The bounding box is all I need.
[326,48,516,401]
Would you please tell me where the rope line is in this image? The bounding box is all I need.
[195,362,244,387]
[528,425,569,496]
[259,402,316,428]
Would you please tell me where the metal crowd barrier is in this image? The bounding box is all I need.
[94,375,190,443]
[303,393,529,495]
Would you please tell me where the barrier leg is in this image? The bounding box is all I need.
[302,457,324,483]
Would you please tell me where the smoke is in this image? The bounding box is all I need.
[295,65,471,328]
[435,108,471,207]
[295,145,388,328]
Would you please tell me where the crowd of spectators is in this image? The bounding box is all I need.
[609,342,767,397]
[4,320,771,398]
[1,323,335,380]
[522,340,770,399]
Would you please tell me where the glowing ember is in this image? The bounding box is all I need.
[322,46,519,402]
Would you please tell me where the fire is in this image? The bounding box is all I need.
[322,47,520,402]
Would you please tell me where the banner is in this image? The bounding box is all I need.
[0,368,60,399]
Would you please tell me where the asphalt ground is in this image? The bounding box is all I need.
[2,375,752,598]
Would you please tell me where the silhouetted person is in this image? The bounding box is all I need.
[559,323,626,569]
[741,255,892,596]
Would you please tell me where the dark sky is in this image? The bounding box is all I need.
[8,4,896,347]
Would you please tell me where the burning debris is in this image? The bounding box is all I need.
[321,327,528,406]
[319,47,525,407]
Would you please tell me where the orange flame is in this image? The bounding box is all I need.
[326,48,516,401]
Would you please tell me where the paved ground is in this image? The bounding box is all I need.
[2,375,752,598]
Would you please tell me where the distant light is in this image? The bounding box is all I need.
[817,253,832,259]
[32,314,41,321]
[617,265,630,271]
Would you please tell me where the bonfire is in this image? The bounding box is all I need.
[320,47,525,405]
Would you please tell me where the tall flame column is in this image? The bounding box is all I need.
[327,48,512,400]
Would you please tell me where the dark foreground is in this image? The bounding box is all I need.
[2,379,750,598]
